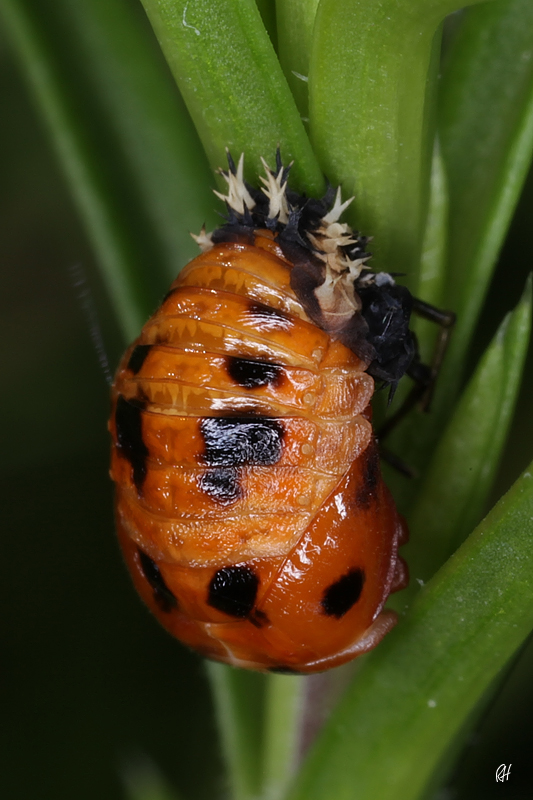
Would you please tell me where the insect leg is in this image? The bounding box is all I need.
[411,298,456,412]
[378,299,455,443]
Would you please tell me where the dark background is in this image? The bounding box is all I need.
[2,25,533,800]
[0,34,222,800]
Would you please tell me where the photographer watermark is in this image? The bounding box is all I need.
[495,764,512,783]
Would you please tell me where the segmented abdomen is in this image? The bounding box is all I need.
[110,231,405,672]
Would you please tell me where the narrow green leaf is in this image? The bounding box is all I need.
[255,0,278,51]
[42,0,216,279]
[377,140,450,427]
[286,462,533,800]
[440,0,533,398]
[412,139,450,364]
[261,674,306,800]
[308,0,485,280]
[275,0,320,120]
[0,0,215,341]
[139,0,324,194]
[399,276,532,602]
[206,663,265,800]
[0,0,147,338]
[383,0,533,509]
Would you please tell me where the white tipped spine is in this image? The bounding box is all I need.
[322,186,354,224]
[191,226,214,252]
[259,156,291,224]
[214,152,256,215]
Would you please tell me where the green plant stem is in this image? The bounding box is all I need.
[138,0,324,193]
[261,674,306,800]
[287,462,533,800]
[309,0,486,281]
[206,663,265,800]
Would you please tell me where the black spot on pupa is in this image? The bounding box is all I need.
[321,568,365,618]
[200,417,284,467]
[200,467,242,505]
[227,356,282,388]
[138,548,178,614]
[356,444,380,508]
[115,395,149,493]
[127,344,152,374]
[207,565,259,618]
[268,665,301,674]
[248,301,290,323]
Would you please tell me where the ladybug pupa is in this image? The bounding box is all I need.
[109,153,452,673]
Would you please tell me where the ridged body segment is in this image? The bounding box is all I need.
[110,231,407,672]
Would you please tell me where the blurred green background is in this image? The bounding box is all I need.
[0,30,222,800]
[2,17,533,800]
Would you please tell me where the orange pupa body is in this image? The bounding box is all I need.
[110,156,409,673]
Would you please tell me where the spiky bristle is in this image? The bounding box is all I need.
[214,152,256,215]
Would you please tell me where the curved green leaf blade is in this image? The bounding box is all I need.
[387,0,533,513]
[286,463,533,800]
[440,0,533,393]
[255,0,278,51]
[400,276,531,601]
[275,0,320,120]
[413,139,450,364]
[44,0,216,279]
[385,0,533,504]
[308,0,485,280]
[139,0,324,194]
[1,0,215,340]
[377,140,450,427]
